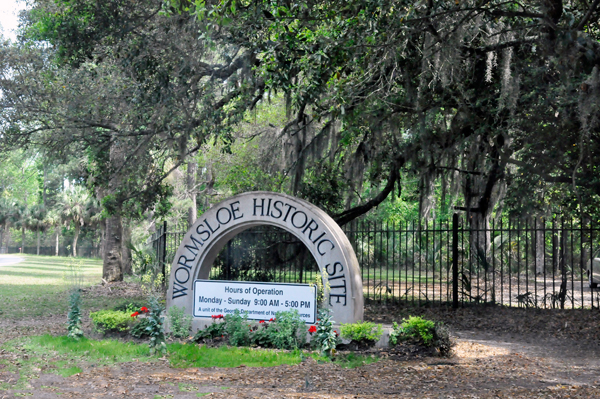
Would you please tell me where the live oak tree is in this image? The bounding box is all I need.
[171,0,600,230]
[2,0,600,276]
[0,0,265,280]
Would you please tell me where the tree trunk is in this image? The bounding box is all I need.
[187,159,197,229]
[5,227,10,252]
[103,214,123,282]
[21,225,25,253]
[100,218,106,259]
[36,228,40,255]
[73,225,80,257]
[103,138,125,282]
[121,219,132,275]
[55,227,59,256]
[468,212,491,272]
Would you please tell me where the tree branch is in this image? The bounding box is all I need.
[577,0,600,29]
[437,166,483,175]
[463,38,538,55]
[334,157,404,226]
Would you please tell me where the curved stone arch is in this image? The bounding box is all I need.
[167,191,363,326]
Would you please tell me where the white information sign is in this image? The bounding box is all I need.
[193,280,316,323]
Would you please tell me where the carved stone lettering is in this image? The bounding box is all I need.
[291,211,308,229]
[184,234,204,257]
[175,267,190,284]
[167,191,363,328]
[216,207,232,225]
[317,239,335,256]
[230,201,244,220]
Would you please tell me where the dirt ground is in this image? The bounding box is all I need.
[1,287,600,398]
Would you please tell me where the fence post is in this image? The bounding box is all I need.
[452,213,459,308]
[162,221,167,287]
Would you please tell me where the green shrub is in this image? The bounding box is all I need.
[390,316,454,357]
[311,308,338,357]
[254,310,306,350]
[113,301,147,313]
[340,321,383,344]
[90,310,133,333]
[390,316,435,346]
[67,289,84,340]
[130,318,152,338]
[249,321,273,347]
[193,310,308,351]
[167,305,192,338]
[225,310,251,347]
[193,318,226,342]
[146,296,167,355]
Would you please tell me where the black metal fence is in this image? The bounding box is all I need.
[149,215,600,309]
[345,215,600,309]
[150,221,168,284]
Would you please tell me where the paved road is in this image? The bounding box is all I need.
[0,255,24,266]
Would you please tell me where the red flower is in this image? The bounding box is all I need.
[218,314,224,319]
[140,307,149,313]
[269,318,275,322]
[334,330,339,336]
[131,311,139,317]
[308,325,317,334]
[259,320,265,324]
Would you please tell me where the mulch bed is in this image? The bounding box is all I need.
[364,301,600,345]
[1,283,600,398]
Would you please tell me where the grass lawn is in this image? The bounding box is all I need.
[0,334,377,389]
[0,253,378,392]
[0,255,103,319]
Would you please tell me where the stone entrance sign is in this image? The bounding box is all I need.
[166,191,363,327]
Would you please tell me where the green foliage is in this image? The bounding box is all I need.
[89,310,133,333]
[112,300,148,313]
[167,305,193,339]
[310,271,330,310]
[311,308,338,357]
[390,316,454,357]
[390,316,435,346]
[66,289,84,340]
[224,310,251,347]
[298,161,347,215]
[129,318,153,339]
[271,310,307,349]
[127,243,156,278]
[251,310,306,350]
[146,296,167,355]
[193,320,226,342]
[340,321,383,345]
[193,310,307,350]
